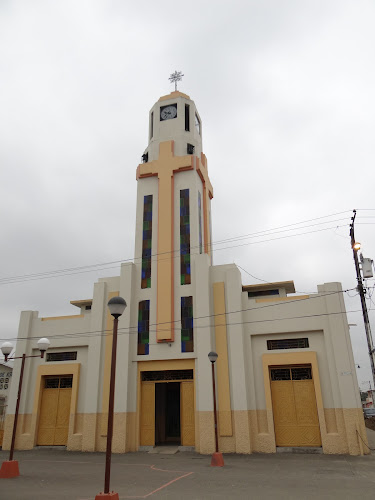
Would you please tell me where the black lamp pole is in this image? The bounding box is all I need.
[0,338,50,478]
[97,296,127,499]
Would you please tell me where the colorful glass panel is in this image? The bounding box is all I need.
[198,191,202,254]
[181,296,193,352]
[180,189,191,285]
[141,195,153,289]
[138,300,150,355]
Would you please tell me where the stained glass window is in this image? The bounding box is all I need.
[180,189,191,285]
[141,195,153,289]
[181,296,193,352]
[198,191,202,254]
[138,300,150,355]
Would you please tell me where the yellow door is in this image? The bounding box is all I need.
[140,382,155,446]
[180,381,195,446]
[37,376,72,446]
[271,366,321,447]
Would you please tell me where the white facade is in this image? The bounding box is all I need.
[3,90,367,455]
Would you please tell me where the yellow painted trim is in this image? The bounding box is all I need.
[28,363,80,447]
[262,352,323,412]
[70,299,92,308]
[158,91,190,101]
[33,363,80,416]
[255,295,309,303]
[196,157,213,257]
[41,315,84,321]
[101,291,119,435]
[138,359,195,373]
[213,283,233,436]
[137,141,194,342]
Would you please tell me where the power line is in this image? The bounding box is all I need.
[1,308,363,346]
[0,210,352,284]
[0,288,357,343]
[0,222,351,286]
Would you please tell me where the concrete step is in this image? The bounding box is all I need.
[276,446,323,454]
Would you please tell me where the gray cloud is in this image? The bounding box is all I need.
[1,0,374,388]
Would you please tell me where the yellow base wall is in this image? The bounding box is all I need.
[2,408,368,456]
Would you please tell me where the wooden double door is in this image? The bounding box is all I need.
[270,366,321,447]
[140,379,195,447]
[37,376,73,446]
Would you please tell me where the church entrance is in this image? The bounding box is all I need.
[139,369,195,447]
[155,382,180,445]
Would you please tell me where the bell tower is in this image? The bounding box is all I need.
[134,88,213,350]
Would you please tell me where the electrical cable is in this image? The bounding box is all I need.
[0,210,356,285]
[0,288,358,343]
[0,223,351,286]
[356,430,375,451]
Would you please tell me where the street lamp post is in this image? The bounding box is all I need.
[208,351,224,467]
[95,296,127,500]
[0,337,50,478]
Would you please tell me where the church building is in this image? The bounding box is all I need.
[3,89,368,455]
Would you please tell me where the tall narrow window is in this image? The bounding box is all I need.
[180,189,191,285]
[195,113,201,135]
[150,112,154,139]
[181,296,193,352]
[141,195,153,288]
[138,300,150,355]
[198,191,203,254]
[185,104,190,131]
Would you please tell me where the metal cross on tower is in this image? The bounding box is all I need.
[169,71,184,91]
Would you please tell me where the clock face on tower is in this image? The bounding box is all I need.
[160,104,177,121]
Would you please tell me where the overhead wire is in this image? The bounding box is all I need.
[0,287,358,343]
[1,308,363,346]
[0,210,354,284]
[0,222,351,285]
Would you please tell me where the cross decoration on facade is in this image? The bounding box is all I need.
[169,71,184,91]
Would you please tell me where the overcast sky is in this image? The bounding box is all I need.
[1,1,374,390]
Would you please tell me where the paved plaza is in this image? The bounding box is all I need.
[0,431,375,500]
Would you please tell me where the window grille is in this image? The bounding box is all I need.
[44,376,73,389]
[248,289,279,298]
[270,366,312,381]
[141,370,193,382]
[291,367,312,380]
[267,338,309,350]
[270,368,291,381]
[45,378,59,388]
[46,352,77,362]
[60,377,73,388]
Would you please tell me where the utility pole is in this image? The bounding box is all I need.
[350,209,375,388]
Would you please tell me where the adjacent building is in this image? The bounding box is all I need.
[0,362,12,446]
[3,90,368,455]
